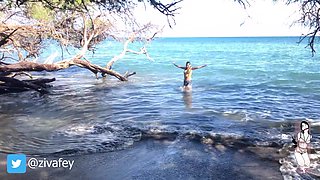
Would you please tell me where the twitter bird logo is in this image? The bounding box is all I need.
[11,159,21,168]
[7,154,26,173]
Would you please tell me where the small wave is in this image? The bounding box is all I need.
[47,122,286,156]
[63,124,95,136]
[221,109,273,122]
[52,123,142,155]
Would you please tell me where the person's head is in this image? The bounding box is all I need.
[186,61,191,68]
[300,121,310,132]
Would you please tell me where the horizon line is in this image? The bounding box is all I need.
[157,35,313,38]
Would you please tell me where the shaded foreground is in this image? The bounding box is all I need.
[0,138,284,180]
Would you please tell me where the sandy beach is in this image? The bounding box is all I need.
[0,137,285,180]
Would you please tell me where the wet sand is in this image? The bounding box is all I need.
[0,138,285,180]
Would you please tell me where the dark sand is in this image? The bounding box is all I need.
[0,138,284,180]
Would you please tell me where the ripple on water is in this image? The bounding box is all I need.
[0,38,320,170]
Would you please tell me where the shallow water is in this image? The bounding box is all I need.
[1,37,320,178]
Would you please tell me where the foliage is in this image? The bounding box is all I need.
[26,2,54,22]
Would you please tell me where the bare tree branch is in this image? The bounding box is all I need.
[0,76,53,94]
[10,71,33,79]
[105,30,155,70]
[0,28,18,47]
[287,0,320,55]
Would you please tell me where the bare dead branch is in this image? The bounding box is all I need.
[0,76,51,94]
[235,0,251,9]
[0,58,130,81]
[0,28,19,47]
[10,71,33,79]
[288,0,320,55]
[124,71,136,78]
[105,24,157,69]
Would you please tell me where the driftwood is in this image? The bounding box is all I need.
[0,77,55,94]
[0,59,129,81]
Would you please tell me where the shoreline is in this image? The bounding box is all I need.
[0,138,285,180]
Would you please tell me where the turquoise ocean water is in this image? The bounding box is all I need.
[0,37,320,176]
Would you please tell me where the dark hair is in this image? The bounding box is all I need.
[292,136,297,146]
[292,121,310,147]
[300,120,309,131]
[186,61,190,66]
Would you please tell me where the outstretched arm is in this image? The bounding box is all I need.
[192,64,207,70]
[173,62,185,69]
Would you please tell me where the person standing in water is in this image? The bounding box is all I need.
[293,121,312,173]
[173,61,207,91]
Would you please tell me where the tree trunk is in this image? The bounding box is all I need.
[0,77,55,94]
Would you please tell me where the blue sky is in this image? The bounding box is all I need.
[135,0,307,37]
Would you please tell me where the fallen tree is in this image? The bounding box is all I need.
[0,21,157,81]
[0,0,180,94]
[0,76,55,94]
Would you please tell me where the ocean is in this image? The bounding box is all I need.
[0,37,320,178]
